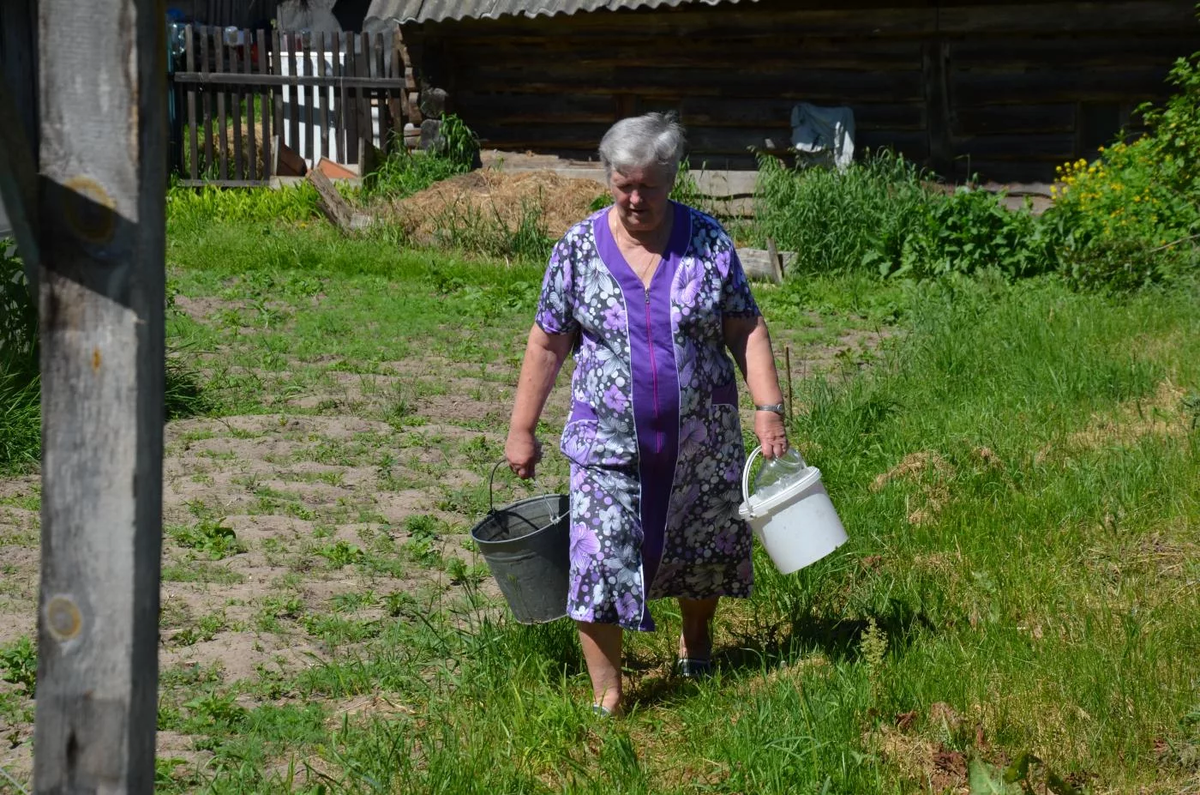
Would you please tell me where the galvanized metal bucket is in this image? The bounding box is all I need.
[469,460,570,624]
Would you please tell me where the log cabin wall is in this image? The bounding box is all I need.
[402,0,1200,182]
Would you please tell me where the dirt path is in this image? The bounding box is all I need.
[0,290,888,786]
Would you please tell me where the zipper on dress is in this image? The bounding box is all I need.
[644,288,663,454]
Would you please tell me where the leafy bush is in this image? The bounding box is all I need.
[363,114,479,200]
[893,187,1059,280]
[753,149,933,275]
[1048,47,1200,289]
[168,518,246,560]
[0,636,37,696]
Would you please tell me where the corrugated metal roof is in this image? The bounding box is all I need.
[365,0,748,25]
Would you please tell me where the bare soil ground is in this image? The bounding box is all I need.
[0,289,888,785]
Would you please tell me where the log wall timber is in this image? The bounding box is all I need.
[402,0,1200,182]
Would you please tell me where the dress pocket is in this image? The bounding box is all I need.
[710,380,739,407]
[561,401,599,466]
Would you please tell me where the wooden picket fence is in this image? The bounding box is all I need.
[170,26,411,186]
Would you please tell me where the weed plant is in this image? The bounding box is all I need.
[166,181,320,235]
[1047,44,1200,289]
[0,243,39,474]
[363,114,480,200]
[753,149,933,275]
[894,186,1060,280]
[424,197,554,264]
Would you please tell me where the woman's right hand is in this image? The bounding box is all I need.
[505,429,543,479]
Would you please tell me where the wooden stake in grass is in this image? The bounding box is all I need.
[785,344,794,423]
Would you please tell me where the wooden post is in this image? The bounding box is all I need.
[34,0,165,791]
[784,345,794,424]
[922,39,954,178]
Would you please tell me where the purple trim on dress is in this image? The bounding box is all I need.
[593,202,691,631]
[711,381,738,406]
[568,400,598,423]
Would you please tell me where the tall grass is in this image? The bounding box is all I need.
[166,182,320,236]
[753,150,934,275]
[149,257,1200,792]
[0,242,38,474]
[0,237,213,473]
[363,114,480,201]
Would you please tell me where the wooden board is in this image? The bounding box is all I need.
[34,0,166,787]
[738,247,797,283]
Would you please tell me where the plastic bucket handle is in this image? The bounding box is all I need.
[741,445,765,517]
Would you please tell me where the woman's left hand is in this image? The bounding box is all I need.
[754,410,789,459]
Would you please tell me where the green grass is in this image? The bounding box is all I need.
[4,186,1199,793]
[133,210,1200,793]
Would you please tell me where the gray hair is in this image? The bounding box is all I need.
[598,113,687,183]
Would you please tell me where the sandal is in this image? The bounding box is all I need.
[675,658,713,679]
[591,704,613,717]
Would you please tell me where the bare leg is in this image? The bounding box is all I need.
[578,621,623,714]
[678,596,719,660]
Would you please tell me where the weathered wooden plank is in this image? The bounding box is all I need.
[333,32,346,163]
[738,248,796,283]
[950,34,1200,69]
[230,37,244,180]
[243,30,257,181]
[467,120,931,161]
[177,178,272,188]
[345,34,359,165]
[215,28,228,180]
[456,92,927,135]
[287,35,301,166]
[923,41,953,176]
[857,130,930,159]
[428,5,939,38]
[33,0,165,790]
[937,1,1198,34]
[185,26,199,180]
[451,43,924,71]
[359,33,374,153]
[300,33,313,163]
[200,29,214,175]
[678,97,926,131]
[388,30,405,151]
[308,169,371,233]
[952,133,1078,160]
[375,32,389,151]
[950,64,1173,105]
[257,29,271,178]
[955,103,1076,135]
[317,32,330,162]
[952,158,1058,183]
[270,30,280,157]
[454,65,927,102]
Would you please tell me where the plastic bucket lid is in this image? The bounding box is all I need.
[738,446,823,519]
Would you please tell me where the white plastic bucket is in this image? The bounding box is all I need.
[738,446,847,574]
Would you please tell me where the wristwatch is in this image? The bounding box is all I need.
[754,403,786,415]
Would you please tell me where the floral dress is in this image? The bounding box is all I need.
[536,201,761,632]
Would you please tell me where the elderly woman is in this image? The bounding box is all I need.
[504,113,789,716]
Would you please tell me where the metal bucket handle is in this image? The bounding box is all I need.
[488,459,567,524]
